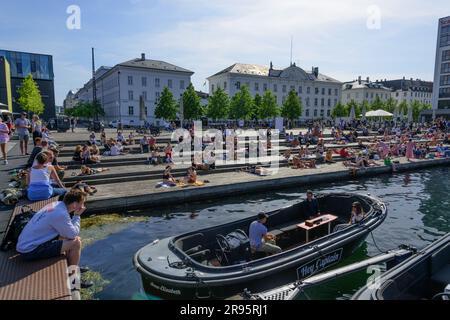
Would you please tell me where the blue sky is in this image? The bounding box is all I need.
[0,0,449,105]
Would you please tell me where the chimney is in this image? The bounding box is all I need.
[358,76,361,85]
[366,77,370,83]
[141,53,146,61]
[313,67,319,77]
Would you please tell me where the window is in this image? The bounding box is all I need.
[440,34,450,47]
[334,99,337,106]
[180,80,185,89]
[16,62,22,74]
[155,92,160,99]
[236,82,241,89]
[321,98,325,106]
[327,110,331,117]
[211,84,215,92]
[145,107,148,116]
[168,79,173,88]
[274,84,278,92]
[443,50,450,62]
[128,90,134,100]
[320,110,325,117]
[142,77,147,87]
[306,109,310,117]
[155,78,160,88]
[315,88,319,95]
[224,81,227,90]
[142,91,147,100]
[335,89,338,96]
[282,85,287,93]
[128,76,133,85]
[290,85,295,92]
[255,83,259,91]
[321,88,325,95]
[299,86,302,94]
[439,88,450,99]
[263,83,268,91]
[31,60,36,73]
[306,97,310,106]
[314,98,318,106]
[307,87,311,94]
[282,96,286,103]
[328,88,332,95]
[440,75,450,86]
[327,99,331,107]
[442,62,450,74]
[128,106,134,115]
[366,92,369,99]
[314,109,318,117]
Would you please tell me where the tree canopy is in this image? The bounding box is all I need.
[229,85,253,120]
[182,83,203,120]
[331,102,347,118]
[281,90,302,121]
[155,87,179,121]
[206,87,230,120]
[258,91,279,119]
[17,74,44,115]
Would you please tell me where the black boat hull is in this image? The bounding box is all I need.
[138,234,368,299]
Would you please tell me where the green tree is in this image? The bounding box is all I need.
[281,89,302,122]
[370,96,385,111]
[411,101,432,122]
[155,87,178,121]
[229,85,253,120]
[258,91,279,120]
[66,101,104,119]
[252,93,262,120]
[182,83,203,120]
[385,97,397,113]
[345,100,361,118]
[17,74,45,115]
[206,87,230,120]
[331,102,347,118]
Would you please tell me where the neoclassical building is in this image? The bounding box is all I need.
[207,62,342,119]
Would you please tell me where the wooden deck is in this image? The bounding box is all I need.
[0,197,73,300]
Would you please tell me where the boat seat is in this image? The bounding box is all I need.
[269,229,284,237]
[189,249,211,261]
[280,224,300,233]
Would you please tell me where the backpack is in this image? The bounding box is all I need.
[1,206,36,251]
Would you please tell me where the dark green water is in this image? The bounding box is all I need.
[80,167,450,300]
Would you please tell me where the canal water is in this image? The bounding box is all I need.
[80,167,450,300]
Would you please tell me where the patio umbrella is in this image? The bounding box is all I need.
[365,109,393,117]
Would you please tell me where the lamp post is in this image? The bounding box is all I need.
[117,71,121,122]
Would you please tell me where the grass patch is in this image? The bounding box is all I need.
[80,214,148,248]
[80,271,111,300]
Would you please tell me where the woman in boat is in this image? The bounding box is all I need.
[349,202,365,224]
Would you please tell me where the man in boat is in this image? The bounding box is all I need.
[302,190,320,220]
[249,213,282,255]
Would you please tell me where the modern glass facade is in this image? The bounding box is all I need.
[432,17,450,114]
[0,50,54,80]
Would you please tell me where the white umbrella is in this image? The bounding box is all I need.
[365,109,393,117]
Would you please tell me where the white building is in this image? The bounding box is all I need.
[207,62,342,119]
[74,54,194,124]
[380,78,433,105]
[431,16,450,119]
[63,90,78,110]
[341,77,392,105]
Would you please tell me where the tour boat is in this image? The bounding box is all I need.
[134,192,387,299]
[352,233,450,300]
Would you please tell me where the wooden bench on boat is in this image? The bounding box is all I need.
[0,197,74,300]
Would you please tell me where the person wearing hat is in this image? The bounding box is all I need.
[249,212,282,255]
[15,112,31,155]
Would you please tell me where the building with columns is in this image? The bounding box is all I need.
[207,62,342,119]
[74,54,194,124]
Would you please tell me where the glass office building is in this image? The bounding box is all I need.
[432,16,450,116]
[0,50,56,119]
